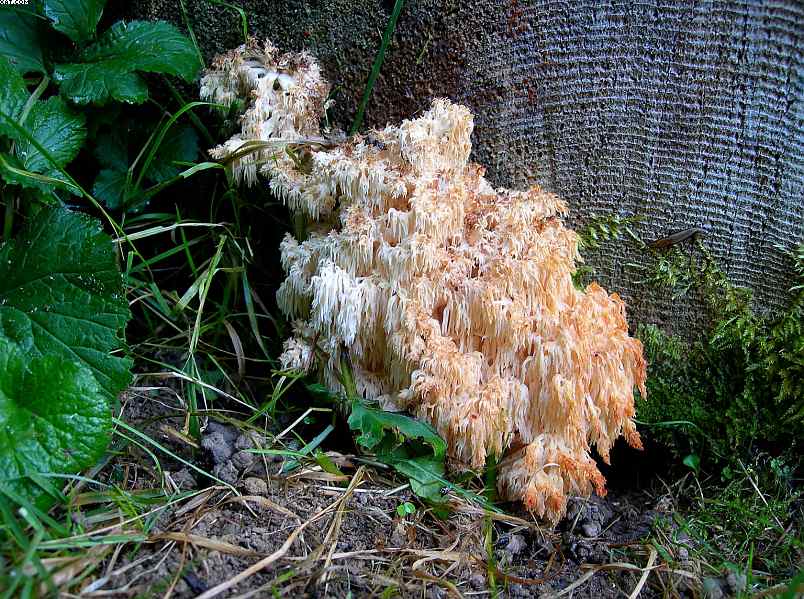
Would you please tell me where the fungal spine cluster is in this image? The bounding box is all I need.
[201,40,647,523]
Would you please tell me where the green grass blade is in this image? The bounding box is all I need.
[131,101,219,199]
[202,0,249,43]
[281,424,335,474]
[242,270,271,360]
[178,0,205,69]
[350,0,405,135]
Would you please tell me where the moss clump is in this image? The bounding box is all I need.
[636,243,803,465]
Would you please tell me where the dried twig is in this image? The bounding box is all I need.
[150,532,258,557]
[628,548,658,599]
[221,494,301,521]
[547,569,596,598]
[739,459,785,531]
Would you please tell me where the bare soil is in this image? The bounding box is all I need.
[83,386,699,598]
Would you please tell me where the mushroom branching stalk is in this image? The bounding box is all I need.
[201,39,647,523]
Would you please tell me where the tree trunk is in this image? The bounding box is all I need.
[126,0,804,335]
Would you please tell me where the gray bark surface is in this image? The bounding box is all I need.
[127,1,804,335]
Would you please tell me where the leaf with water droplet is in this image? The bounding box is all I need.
[0,207,132,399]
[43,0,107,43]
[0,94,86,195]
[0,336,110,505]
[0,56,29,136]
[54,20,201,106]
[0,7,47,75]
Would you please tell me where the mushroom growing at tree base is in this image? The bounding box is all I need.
[201,39,647,523]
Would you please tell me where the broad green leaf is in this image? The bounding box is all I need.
[348,400,449,504]
[22,96,86,170]
[93,128,128,171]
[92,167,128,209]
[91,124,200,210]
[0,7,47,75]
[44,0,106,43]
[348,400,446,460]
[0,152,71,199]
[146,124,200,183]
[0,56,30,138]
[683,453,701,473]
[54,20,202,105]
[0,207,132,398]
[0,337,110,502]
[391,455,447,503]
[0,57,85,194]
[92,128,129,208]
[1,96,86,193]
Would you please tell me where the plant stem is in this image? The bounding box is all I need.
[201,0,249,44]
[163,78,216,148]
[178,0,205,70]
[19,75,49,126]
[2,187,13,241]
[350,0,405,135]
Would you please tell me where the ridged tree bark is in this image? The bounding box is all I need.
[124,0,804,335]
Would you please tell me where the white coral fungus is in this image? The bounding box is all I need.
[202,41,648,523]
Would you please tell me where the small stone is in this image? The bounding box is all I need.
[232,449,256,471]
[242,477,268,495]
[725,571,747,594]
[201,431,233,464]
[581,521,601,538]
[182,572,209,595]
[390,522,407,546]
[677,547,689,562]
[170,468,196,489]
[425,587,445,599]
[702,577,724,599]
[213,461,239,486]
[505,534,527,557]
[468,573,486,590]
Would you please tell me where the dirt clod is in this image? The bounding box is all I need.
[505,533,527,556]
[232,448,256,471]
[581,520,601,538]
[206,420,239,443]
[242,476,268,495]
[201,430,234,464]
[235,430,268,450]
[212,460,239,485]
[703,577,725,599]
[468,572,486,590]
[726,571,747,594]
[168,467,196,490]
[390,521,408,546]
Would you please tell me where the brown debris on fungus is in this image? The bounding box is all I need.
[201,40,647,523]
